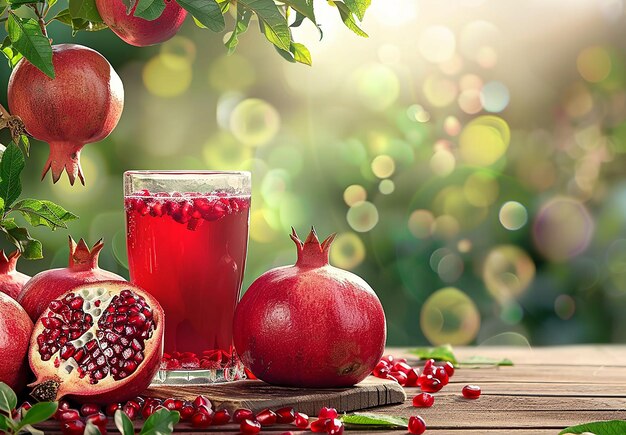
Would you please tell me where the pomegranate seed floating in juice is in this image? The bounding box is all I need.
[124,171,251,383]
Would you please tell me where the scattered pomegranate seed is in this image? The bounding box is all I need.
[196,404,214,417]
[390,370,408,386]
[311,418,329,433]
[393,361,412,374]
[213,409,231,425]
[318,407,338,419]
[406,368,420,387]
[122,403,138,420]
[408,416,427,434]
[126,400,142,411]
[433,366,449,385]
[419,374,443,393]
[191,412,212,428]
[256,408,278,426]
[382,355,394,364]
[105,403,122,417]
[86,413,108,434]
[294,412,310,429]
[58,410,81,422]
[276,407,296,424]
[325,418,344,435]
[193,395,212,410]
[240,418,262,434]
[423,359,435,373]
[61,420,85,435]
[443,361,455,377]
[412,393,434,408]
[162,398,177,410]
[180,404,196,420]
[80,403,100,417]
[233,408,255,423]
[462,385,481,399]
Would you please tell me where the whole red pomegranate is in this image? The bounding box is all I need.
[7,44,124,185]
[18,237,125,322]
[0,292,33,391]
[29,281,164,403]
[233,228,387,388]
[96,0,187,47]
[0,250,30,300]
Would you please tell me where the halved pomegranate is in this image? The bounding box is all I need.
[29,281,163,404]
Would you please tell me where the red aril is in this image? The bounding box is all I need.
[412,393,434,408]
[7,44,124,185]
[180,404,196,421]
[28,282,164,404]
[419,375,443,393]
[256,408,278,426]
[276,407,296,424]
[406,368,420,387]
[233,228,386,387]
[212,409,231,425]
[311,418,329,433]
[294,412,309,429]
[240,419,262,434]
[233,408,255,423]
[433,366,449,385]
[390,370,408,386]
[326,418,344,435]
[122,403,138,420]
[80,403,100,416]
[193,395,212,410]
[0,250,30,300]
[95,0,187,47]
[58,409,81,422]
[393,361,412,374]
[191,412,212,428]
[86,412,108,434]
[0,292,33,391]
[318,407,338,420]
[408,416,426,435]
[462,384,481,399]
[443,362,455,377]
[423,359,434,373]
[18,238,125,321]
[105,403,121,417]
[61,419,85,435]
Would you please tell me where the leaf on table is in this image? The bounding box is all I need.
[559,420,626,435]
[239,0,291,52]
[177,0,224,32]
[460,355,514,367]
[12,199,78,230]
[332,1,368,37]
[1,218,43,259]
[134,0,165,20]
[139,408,180,435]
[84,421,102,435]
[18,402,58,427]
[344,0,370,21]
[69,0,103,23]
[409,344,458,364]
[7,14,54,78]
[115,410,135,435]
[0,381,17,414]
[225,3,252,54]
[0,142,25,208]
[0,36,23,68]
[341,413,408,428]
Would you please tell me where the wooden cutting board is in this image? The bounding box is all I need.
[146,376,406,416]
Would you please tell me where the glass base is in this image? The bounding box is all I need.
[152,363,246,385]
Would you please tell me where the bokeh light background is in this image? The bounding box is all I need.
[1,0,626,347]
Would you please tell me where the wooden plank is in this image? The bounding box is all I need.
[448,365,626,384]
[414,381,626,397]
[145,377,407,415]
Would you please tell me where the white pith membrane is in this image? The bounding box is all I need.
[35,285,157,386]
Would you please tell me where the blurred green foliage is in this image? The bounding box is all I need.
[1,0,625,347]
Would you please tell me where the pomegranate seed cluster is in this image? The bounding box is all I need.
[162,349,235,371]
[125,190,250,230]
[37,288,156,384]
[373,355,482,434]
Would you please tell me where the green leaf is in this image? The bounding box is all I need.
[238,0,291,51]
[1,218,43,260]
[18,402,58,427]
[282,0,315,23]
[0,414,10,432]
[21,425,45,435]
[13,198,78,230]
[0,382,17,414]
[460,355,514,367]
[115,410,135,435]
[176,0,224,32]
[333,1,367,37]
[0,0,7,15]
[0,142,25,208]
[140,409,180,435]
[344,0,370,20]
[559,420,626,435]
[290,42,311,65]
[20,134,29,155]
[7,0,45,7]
[410,344,458,364]
[341,413,408,428]
[134,0,165,20]
[7,13,54,78]
[68,0,103,22]
[1,36,23,68]
[84,421,102,435]
[225,4,251,54]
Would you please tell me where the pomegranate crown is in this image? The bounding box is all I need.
[68,236,104,270]
[0,250,20,274]
[290,227,336,268]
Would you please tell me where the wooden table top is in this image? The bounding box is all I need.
[38,345,626,434]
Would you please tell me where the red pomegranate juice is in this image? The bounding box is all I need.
[125,190,250,372]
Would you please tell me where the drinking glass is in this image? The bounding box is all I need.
[124,171,251,384]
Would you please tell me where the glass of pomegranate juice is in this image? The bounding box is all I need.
[124,171,250,384]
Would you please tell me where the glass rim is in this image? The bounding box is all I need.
[124,170,250,178]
